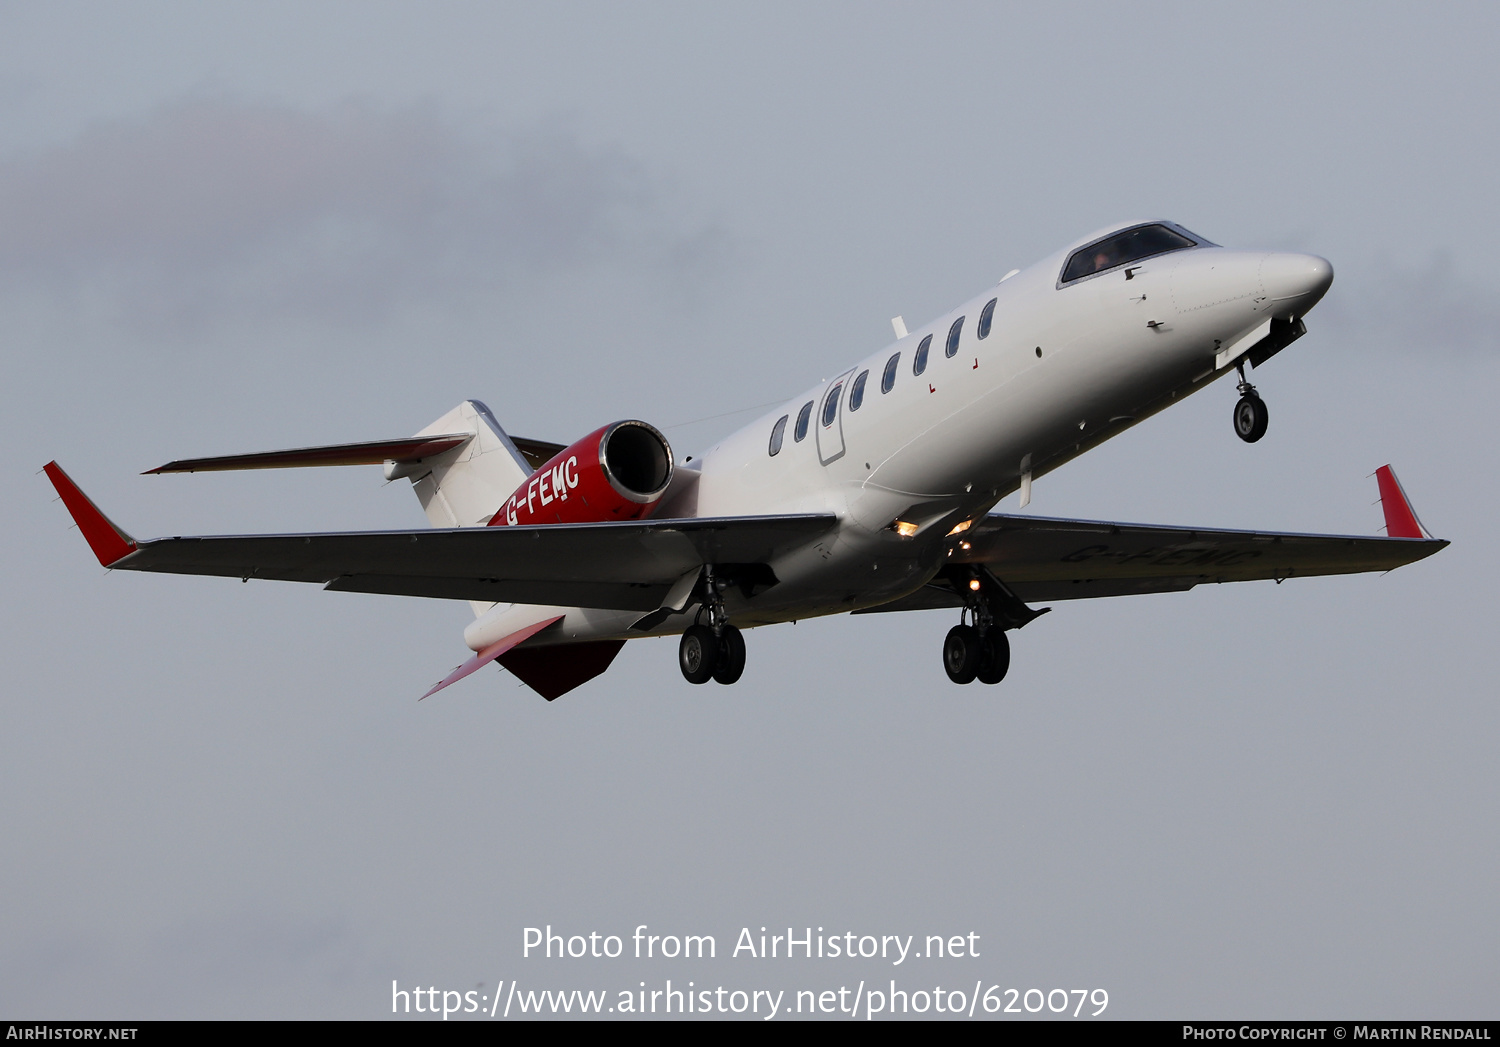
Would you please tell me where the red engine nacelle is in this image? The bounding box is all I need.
[489,420,674,527]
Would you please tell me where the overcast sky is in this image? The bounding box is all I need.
[2,1,1496,1020]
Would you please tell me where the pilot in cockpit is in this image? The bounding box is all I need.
[1090,243,1120,275]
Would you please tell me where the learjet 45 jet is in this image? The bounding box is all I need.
[46,220,1447,700]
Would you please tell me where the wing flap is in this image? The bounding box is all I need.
[325,574,670,609]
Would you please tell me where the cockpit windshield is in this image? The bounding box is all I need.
[1061,223,1199,283]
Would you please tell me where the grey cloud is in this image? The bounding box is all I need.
[2,911,380,1016]
[1322,254,1500,357]
[0,97,724,329]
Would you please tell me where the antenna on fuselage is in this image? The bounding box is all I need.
[891,316,908,339]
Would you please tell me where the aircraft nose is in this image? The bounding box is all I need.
[1261,253,1334,316]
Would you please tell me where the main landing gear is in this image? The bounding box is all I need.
[679,623,745,685]
[677,566,746,685]
[1233,362,1268,443]
[943,622,1010,685]
[940,565,1046,686]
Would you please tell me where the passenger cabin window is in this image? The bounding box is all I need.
[881,352,900,393]
[978,298,996,339]
[822,382,843,427]
[1061,223,1197,283]
[945,316,965,358]
[913,334,932,376]
[768,414,788,456]
[794,401,813,442]
[850,370,868,411]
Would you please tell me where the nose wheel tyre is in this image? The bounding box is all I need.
[943,624,982,684]
[712,624,746,685]
[679,625,720,685]
[976,628,1010,685]
[1233,393,1269,443]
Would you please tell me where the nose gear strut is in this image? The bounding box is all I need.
[1233,361,1269,443]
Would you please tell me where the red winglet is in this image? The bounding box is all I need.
[43,462,138,567]
[420,615,564,700]
[1375,465,1426,539]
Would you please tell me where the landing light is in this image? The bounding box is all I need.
[968,579,982,591]
[892,520,919,538]
[946,519,973,536]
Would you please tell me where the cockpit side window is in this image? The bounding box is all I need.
[1061,224,1198,284]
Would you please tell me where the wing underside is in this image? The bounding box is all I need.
[857,512,1447,613]
[111,515,838,611]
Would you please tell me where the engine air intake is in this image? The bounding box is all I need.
[601,421,673,501]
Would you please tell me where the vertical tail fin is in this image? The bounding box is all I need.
[392,401,535,618]
[392,401,533,530]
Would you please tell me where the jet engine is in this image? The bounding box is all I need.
[489,420,673,527]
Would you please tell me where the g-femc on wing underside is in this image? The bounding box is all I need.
[859,511,1447,614]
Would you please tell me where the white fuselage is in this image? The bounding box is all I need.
[465,222,1333,652]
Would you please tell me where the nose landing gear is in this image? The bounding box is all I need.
[1233,362,1269,443]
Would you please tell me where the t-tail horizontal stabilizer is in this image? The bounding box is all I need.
[143,435,473,474]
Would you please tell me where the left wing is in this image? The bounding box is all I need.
[44,462,835,611]
[860,466,1447,612]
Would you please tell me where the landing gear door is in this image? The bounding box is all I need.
[816,369,855,466]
